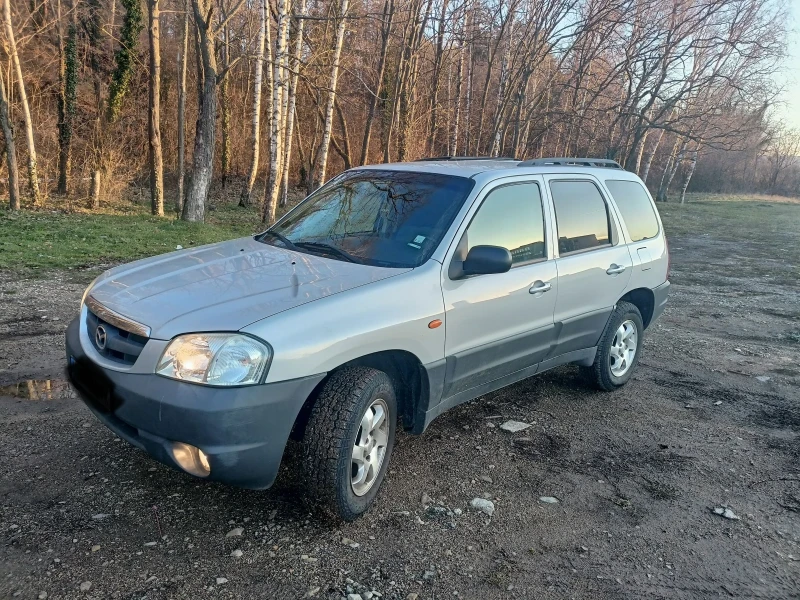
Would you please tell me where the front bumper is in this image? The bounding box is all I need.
[65,317,325,489]
[650,280,670,325]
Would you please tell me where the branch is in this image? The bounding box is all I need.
[216,55,243,83]
[214,0,248,33]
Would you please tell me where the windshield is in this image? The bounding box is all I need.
[259,169,475,268]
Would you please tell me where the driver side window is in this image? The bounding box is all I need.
[464,182,546,265]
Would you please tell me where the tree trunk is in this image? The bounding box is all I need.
[240,0,267,206]
[183,0,218,222]
[310,0,349,192]
[490,22,512,158]
[262,0,290,223]
[679,145,699,204]
[279,0,307,206]
[657,137,687,202]
[426,0,449,155]
[464,31,473,154]
[56,0,78,196]
[359,0,393,166]
[219,12,231,189]
[176,0,189,215]
[0,70,20,210]
[333,98,352,170]
[450,9,467,156]
[395,0,433,161]
[147,0,164,216]
[2,0,41,203]
[639,127,666,183]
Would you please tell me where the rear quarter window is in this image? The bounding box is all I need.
[604,180,659,242]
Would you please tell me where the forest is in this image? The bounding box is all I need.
[0,0,798,223]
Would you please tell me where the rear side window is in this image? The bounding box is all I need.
[466,182,546,265]
[604,180,659,242]
[550,180,611,254]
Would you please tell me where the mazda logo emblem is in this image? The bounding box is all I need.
[95,325,107,351]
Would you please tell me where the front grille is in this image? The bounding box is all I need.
[86,309,148,366]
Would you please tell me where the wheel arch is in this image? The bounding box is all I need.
[290,349,429,440]
[619,287,655,328]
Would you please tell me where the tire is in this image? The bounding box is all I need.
[301,366,397,521]
[583,301,644,391]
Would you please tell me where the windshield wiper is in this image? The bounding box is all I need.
[260,230,298,250]
[293,241,361,264]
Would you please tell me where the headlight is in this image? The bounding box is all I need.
[156,333,272,386]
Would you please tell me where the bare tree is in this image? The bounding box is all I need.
[280,0,308,205]
[764,127,800,194]
[240,0,267,207]
[0,68,19,209]
[359,0,394,165]
[147,0,164,216]
[262,0,290,223]
[56,0,78,195]
[176,0,190,215]
[2,0,41,203]
[183,0,246,221]
[310,0,350,191]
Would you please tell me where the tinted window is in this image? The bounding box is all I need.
[261,170,475,268]
[466,182,546,265]
[550,180,611,254]
[604,180,659,241]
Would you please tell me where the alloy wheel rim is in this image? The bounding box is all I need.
[351,398,389,497]
[609,319,637,377]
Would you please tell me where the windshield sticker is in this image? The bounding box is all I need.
[407,242,421,249]
[413,235,426,244]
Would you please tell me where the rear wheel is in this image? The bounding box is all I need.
[302,367,397,520]
[583,301,644,391]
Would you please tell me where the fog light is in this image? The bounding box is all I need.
[171,442,211,477]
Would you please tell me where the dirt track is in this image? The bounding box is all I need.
[1,217,799,599]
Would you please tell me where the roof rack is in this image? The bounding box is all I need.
[414,156,518,162]
[517,157,623,169]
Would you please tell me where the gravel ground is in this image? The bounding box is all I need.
[1,230,799,599]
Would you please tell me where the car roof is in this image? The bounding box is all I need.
[354,159,643,182]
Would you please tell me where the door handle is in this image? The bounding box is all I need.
[606,264,626,275]
[529,281,552,294]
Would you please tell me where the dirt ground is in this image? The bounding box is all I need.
[1,205,799,599]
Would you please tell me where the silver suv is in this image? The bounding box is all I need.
[66,157,670,520]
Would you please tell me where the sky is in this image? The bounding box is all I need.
[776,0,800,128]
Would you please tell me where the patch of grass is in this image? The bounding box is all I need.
[659,196,800,242]
[0,203,265,277]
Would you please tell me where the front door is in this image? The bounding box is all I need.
[441,179,557,399]
[544,177,633,355]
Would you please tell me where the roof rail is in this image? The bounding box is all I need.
[517,157,623,169]
[414,156,518,162]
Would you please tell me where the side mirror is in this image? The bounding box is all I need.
[462,245,512,276]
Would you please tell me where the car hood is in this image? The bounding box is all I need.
[87,237,408,340]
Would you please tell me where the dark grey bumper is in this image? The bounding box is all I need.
[65,317,325,489]
[650,280,670,325]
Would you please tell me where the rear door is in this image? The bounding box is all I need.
[441,177,557,399]
[544,177,633,356]
[603,178,669,288]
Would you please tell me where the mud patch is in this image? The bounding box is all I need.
[754,405,800,429]
[591,446,695,478]
[512,432,570,461]
[652,370,748,404]
[639,476,680,500]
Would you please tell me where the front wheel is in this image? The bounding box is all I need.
[583,301,644,391]
[301,367,397,520]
